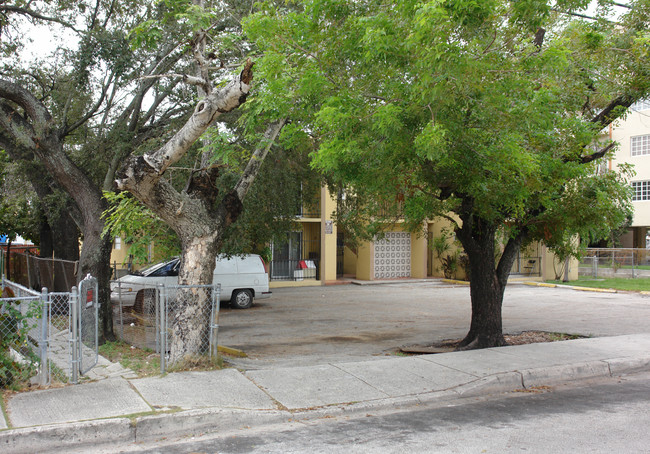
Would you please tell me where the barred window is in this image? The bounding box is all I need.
[631,134,650,157]
[631,99,650,111]
[632,181,650,201]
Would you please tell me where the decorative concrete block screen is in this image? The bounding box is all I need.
[374,232,411,279]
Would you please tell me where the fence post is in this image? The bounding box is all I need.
[39,287,49,386]
[158,284,166,374]
[70,286,79,384]
[154,285,160,354]
[118,281,124,339]
[209,284,221,360]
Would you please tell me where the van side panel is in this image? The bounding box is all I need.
[212,255,270,303]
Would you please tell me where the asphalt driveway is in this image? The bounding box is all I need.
[218,280,650,369]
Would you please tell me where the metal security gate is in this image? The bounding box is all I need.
[73,275,99,379]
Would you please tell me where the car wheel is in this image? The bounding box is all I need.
[231,289,253,309]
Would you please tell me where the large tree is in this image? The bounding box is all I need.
[245,0,650,348]
[1,1,307,357]
[114,0,295,363]
[0,0,207,340]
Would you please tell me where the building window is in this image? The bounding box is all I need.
[631,134,650,157]
[114,237,121,250]
[632,181,650,201]
[631,99,650,111]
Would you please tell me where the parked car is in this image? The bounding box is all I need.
[110,254,271,309]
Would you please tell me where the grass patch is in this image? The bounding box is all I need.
[166,354,226,373]
[99,341,228,377]
[99,341,161,377]
[549,276,650,292]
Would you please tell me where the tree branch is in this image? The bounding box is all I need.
[0,5,79,31]
[63,70,116,136]
[116,60,254,190]
[0,79,53,127]
[233,119,286,202]
[590,94,636,128]
[578,141,616,164]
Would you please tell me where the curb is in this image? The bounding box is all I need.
[523,282,618,293]
[3,356,648,453]
[0,418,134,454]
[441,279,470,286]
[351,279,437,286]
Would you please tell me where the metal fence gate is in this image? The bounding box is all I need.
[1,275,99,386]
[76,275,99,377]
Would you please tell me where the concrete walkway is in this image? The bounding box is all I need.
[1,333,649,453]
[45,328,138,382]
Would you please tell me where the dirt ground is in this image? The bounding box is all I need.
[217,280,650,370]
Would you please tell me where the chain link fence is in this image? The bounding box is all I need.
[0,279,43,387]
[1,275,99,387]
[579,248,650,279]
[112,283,221,373]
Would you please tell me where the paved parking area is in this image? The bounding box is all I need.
[218,280,650,369]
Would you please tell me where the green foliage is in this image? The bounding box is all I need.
[0,150,40,243]
[102,192,181,264]
[431,231,452,260]
[0,298,40,389]
[441,251,459,279]
[129,0,216,49]
[244,0,649,263]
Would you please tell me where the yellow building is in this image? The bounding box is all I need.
[110,187,577,285]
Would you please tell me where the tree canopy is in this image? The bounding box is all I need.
[244,0,650,347]
[0,0,312,348]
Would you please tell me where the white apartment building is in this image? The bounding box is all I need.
[609,98,650,248]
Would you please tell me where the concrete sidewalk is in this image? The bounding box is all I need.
[2,334,650,453]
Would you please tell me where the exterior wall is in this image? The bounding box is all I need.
[541,245,579,281]
[355,241,373,280]
[619,230,635,249]
[110,237,131,267]
[411,230,428,278]
[610,102,650,227]
[320,187,338,283]
[427,219,460,279]
[343,246,357,275]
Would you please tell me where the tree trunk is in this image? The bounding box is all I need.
[454,204,525,349]
[38,210,54,259]
[168,234,220,364]
[456,221,507,349]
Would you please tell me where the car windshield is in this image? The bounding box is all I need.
[136,259,180,277]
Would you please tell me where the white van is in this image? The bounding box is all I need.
[110,254,271,309]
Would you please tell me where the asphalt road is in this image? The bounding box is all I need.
[218,281,650,369]
[115,372,650,453]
